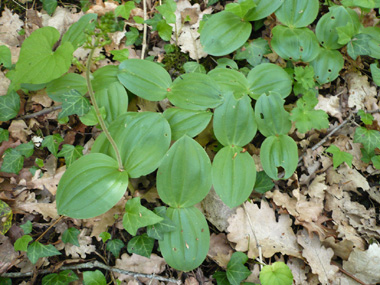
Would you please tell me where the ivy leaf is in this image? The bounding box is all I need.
[156,0,177,24]
[0,148,24,174]
[235,38,270,67]
[0,89,20,121]
[157,20,173,41]
[213,271,230,285]
[42,270,79,285]
[347,33,371,60]
[123,197,163,235]
[354,127,380,152]
[110,49,129,62]
[125,27,140,45]
[371,155,380,169]
[42,134,63,157]
[106,239,124,257]
[147,206,177,240]
[62,228,80,246]
[14,235,33,252]
[127,234,154,257]
[325,144,353,168]
[357,110,374,125]
[370,62,380,87]
[145,13,164,31]
[259,262,293,285]
[0,45,12,69]
[0,128,9,143]
[57,145,83,167]
[15,141,34,158]
[83,270,106,285]
[253,171,274,194]
[57,89,91,119]
[360,148,375,163]
[27,241,61,264]
[115,1,135,19]
[226,252,251,285]
[20,221,33,235]
[42,0,57,15]
[99,232,111,243]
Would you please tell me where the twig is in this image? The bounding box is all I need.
[332,261,370,285]
[1,261,182,284]
[242,202,263,270]
[35,216,64,243]
[19,106,62,119]
[11,0,26,10]
[141,0,147,59]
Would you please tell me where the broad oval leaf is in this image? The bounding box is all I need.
[271,26,320,62]
[244,0,284,21]
[91,112,171,178]
[259,262,293,285]
[118,59,172,101]
[247,63,292,100]
[310,48,344,85]
[163,108,212,141]
[213,92,257,147]
[275,0,319,28]
[255,92,291,137]
[260,135,298,180]
[167,73,223,110]
[61,13,97,49]
[92,65,120,93]
[315,6,360,49]
[11,27,74,85]
[95,82,129,125]
[212,146,256,208]
[157,135,212,207]
[200,11,252,56]
[56,153,129,219]
[159,206,210,272]
[208,68,249,98]
[46,73,88,101]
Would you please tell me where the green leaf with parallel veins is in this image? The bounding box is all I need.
[275,0,319,28]
[200,11,252,56]
[127,234,154,257]
[0,45,12,68]
[92,65,119,93]
[83,270,106,285]
[212,145,256,208]
[46,73,88,101]
[0,128,9,143]
[326,145,353,168]
[157,135,212,207]
[310,48,344,85]
[341,0,380,8]
[14,235,33,252]
[123,197,163,236]
[42,134,63,157]
[43,0,57,15]
[20,221,33,234]
[370,63,380,86]
[0,89,20,121]
[79,106,106,126]
[247,63,292,100]
[118,59,172,101]
[208,69,250,98]
[62,228,80,247]
[225,0,256,18]
[226,252,251,285]
[27,241,61,264]
[0,200,12,235]
[61,14,97,49]
[168,73,223,110]
[253,171,274,194]
[357,109,374,125]
[56,153,130,219]
[106,239,124,257]
[260,135,298,180]
[244,0,284,21]
[15,141,34,158]
[347,33,371,60]
[42,270,78,285]
[58,145,83,167]
[0,148,24,174]
[147,206,177,240]
[183,62,206,74]
[235,38,270,67]
[12,27,74,85]
[259,262,293,285]
[354,127,380,152]
[58,89,91,119]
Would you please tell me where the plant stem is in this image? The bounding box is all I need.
[86,46,124,171]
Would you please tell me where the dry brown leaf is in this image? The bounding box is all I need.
[8,120,32,143]
[343,243,380,284]
[27,166,65,195]
[30,91,53,107]
[315,95,343,122]
[0,72,11,96]
[297,229,339,285]
[322,237,354,260]
[286,257,310,285]
[207,233,233,269]
[337,165,370,191]
[0,8,23,47]
[0,235,18,274]
[227,200,302,259]
[63,229,96,258]
[345,72,377,110]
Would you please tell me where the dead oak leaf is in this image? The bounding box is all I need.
[207,233,233,269]
[346,72,377,110]
[286,257,310,285]
[297,229,339,285]
[63,229,95,259]
[227,200,302,259]
[8,120,32,143]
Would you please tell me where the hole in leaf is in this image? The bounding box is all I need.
[300,47,304,52]
[260,113,264,119]
[328,69,332,72]
[331,16,335,19]
[277,166,284,178]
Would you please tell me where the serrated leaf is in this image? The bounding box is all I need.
[147,206,177,240]
[114,1,135,20]
[226,252,251,285]
[357,109,374,125]
[43,0,57,15]
[62,228,80,247]
[61,14,97,49]
[15,141,34,158]
[0,89,20,121]
[20,221,33,235]
[14,235,33,252]
[123,197,163,236]
[42,270,78,285]
[83,270,106,285]
[57,145,83,167]
[347,33,371,60]
[253,171,274,194]
[0,148,24,174]
[259,262,293,285]
[235,38,270,67]
[0,200,12,235]
[294,66,315,90]
[354,127,380,153]
[326,144,353,168]
[127,234,154,257]
[0,128,9,143]
[106,239,124,257]
[42,134,63,157]
[12,27,74,85]
[99,232,111,243]
[370,62,380,86]
[56,153,130,219]
[0,45,12,68]
[58,89,91,119]
[27,241,61,264]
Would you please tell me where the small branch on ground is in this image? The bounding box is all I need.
[19,106,62,120]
